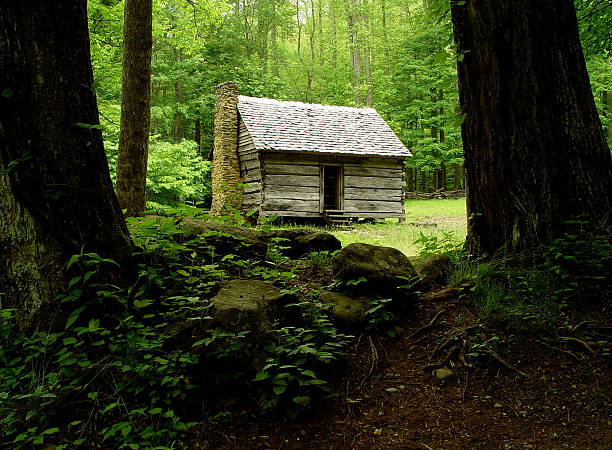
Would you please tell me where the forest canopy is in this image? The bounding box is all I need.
[88,0,611,209]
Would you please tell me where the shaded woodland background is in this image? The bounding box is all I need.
[88,0,611,211]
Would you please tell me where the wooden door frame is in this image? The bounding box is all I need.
[320,164,344,212]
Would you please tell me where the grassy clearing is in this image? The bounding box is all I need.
[333,198,467,256]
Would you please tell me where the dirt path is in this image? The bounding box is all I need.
[200,292,611,449]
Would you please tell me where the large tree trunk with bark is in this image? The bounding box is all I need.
[451,0,612,257]
[116,0,152,216]
[0,1,132,327]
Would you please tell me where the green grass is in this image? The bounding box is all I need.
[265,198,467,257]
[333,198,467,257]
[405,198,467,219]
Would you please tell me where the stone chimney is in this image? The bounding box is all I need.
[210,81,242,215]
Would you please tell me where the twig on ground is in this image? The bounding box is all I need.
[359,335,379,388]
[440,345,462,366]
[430,325,478,359]
[406,309,447,340]
[420,441,435,450]
[482,349,528,377]
[462,370,469,402]
[535,339,580,360]
[354,333,363,351]
[376,335,390,362]
[570,320,593,334]
[559,336,595,354]
[277,431,286,450]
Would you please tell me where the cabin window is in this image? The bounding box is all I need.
[322,165,343,211]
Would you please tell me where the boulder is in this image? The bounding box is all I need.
[319,291,372,328]
[209,279,289,333]
[415,254,451,287]
[266,228,341,259]
[207,280,293,371]
[332,243,419,292]
[178,218,267,259]
[432,367,457,385]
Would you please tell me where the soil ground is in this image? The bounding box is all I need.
[197,288,611,450]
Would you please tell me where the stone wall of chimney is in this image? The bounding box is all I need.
[210,81,242,215]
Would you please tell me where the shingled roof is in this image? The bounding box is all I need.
[237,96,412,158]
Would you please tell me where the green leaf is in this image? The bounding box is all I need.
[272,385,286,395]
[134,299,154,308]
[292,396,310,406]
[75,122,104,130]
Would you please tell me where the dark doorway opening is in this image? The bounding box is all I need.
[323,165,343,210]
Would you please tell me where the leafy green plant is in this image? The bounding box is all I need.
[0,251,208,448]
[254,302,352,418]
[365,298,395,335]
[305,251,334,269]
[413,230,463,258]
[540,221,611,305]
[266,237,292,265]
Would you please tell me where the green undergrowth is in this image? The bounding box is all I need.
[332,198,467,256]
[0,218,352,448]
[447,222,611,334]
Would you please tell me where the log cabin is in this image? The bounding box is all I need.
[210,81,412,223]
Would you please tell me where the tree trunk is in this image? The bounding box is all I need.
[0,1,132,327]
[451,0,611,257]
[296,0,302,54]
[172,49,184,142]
[604,90,612,146]
[453,163,463,190]
[271,23,279,76]
[348,0,362,105]
[194,118,202,156]
[116,0,152,217]
[331,1,338,68]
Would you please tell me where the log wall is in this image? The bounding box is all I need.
[258,152,405,218]
[237,118,262,211]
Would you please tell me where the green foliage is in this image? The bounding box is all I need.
[365,297,395,335]
[413,230,463,258]
[0,253,202,449]
[2,217,361,445]
[305,250,334,270]
[147,138,211,206]
[447,223,611,333]
[576,0,612,56]
[90,0,608,203]
[254,302,352,418]
[540,221,612,304]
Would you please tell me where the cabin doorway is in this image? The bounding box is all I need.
[322,165,343,211]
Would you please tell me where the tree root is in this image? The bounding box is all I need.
[359,335,379,388]
[535,339,580,360]
[559,336,595,354]
[406,308,447,340]
[482,349,528,377]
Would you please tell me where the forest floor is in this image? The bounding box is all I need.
[197,287,611,449]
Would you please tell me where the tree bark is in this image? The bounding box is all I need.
[451,0,611,257]
[604,90,612,146]
[173,49,184,142]
[194,118,202,156]
[116,0,152,216]
[0,1,132,327]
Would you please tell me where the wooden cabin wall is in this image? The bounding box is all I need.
[260,153,321,216]
[343,159,404,217]
[237,119,262,211]
[260,152,405,218]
